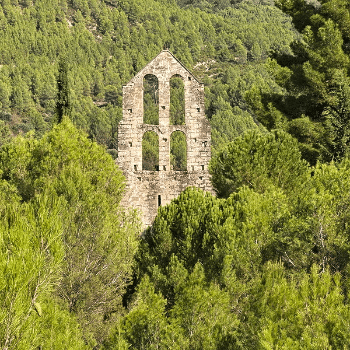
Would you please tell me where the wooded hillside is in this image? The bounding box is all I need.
[0,0,296,149]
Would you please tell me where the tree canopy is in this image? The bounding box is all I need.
[0,118,139,348]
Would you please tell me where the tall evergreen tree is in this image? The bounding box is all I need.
[56,57,71,123]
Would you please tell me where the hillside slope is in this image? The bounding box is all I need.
[0,0,297,151]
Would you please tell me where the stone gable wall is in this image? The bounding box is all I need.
[117,50,213,226]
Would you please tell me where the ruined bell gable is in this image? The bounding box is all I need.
[117,50,213,227]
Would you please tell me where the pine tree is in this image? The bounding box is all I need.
[56,57,71,123]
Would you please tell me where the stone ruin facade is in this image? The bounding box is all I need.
[117,50,213,227]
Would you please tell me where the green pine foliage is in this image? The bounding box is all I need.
[109,132,350,349]
[143,74,159,125]
[210,130,309,196]
[0,118,140,348]
[252,263,350,348]
[170,131,187,170]
[170,75,185,125]
[56,57,71,123]
[0,0,297,151]
[142,131,159,171]
[247,0,350,163]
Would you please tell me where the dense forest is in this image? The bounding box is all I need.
[2,0,350,348]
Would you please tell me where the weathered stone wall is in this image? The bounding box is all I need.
[117,50,213,227]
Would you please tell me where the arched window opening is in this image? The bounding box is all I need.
[143,74,159,124]
[170,131,187,171]
[170,74,185,125]
[142,131,159,171]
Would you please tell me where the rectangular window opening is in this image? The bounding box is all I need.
[128,108,132,113]
[197,108,200,112]
[134,165,137,171]
[158,195,161,207]
[201,165,205,170]
[163,165,166,171]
